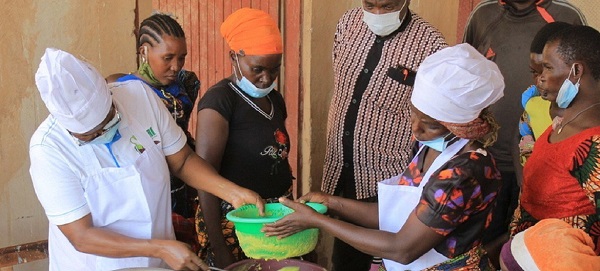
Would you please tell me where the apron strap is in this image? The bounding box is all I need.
[421,138,469,188]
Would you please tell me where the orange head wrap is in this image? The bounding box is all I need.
[501,219,600,271]
[220,8,283,56]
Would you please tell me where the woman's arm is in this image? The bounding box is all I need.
[299,192,379,229]
[267,151,500,264]
[165,143,263,211]
[264,198,445,264]
[58,214,208,270]
[195,108,237,268]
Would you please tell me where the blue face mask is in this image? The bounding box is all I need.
[89,122,120,145]
[73,111,121,146]
[418,133,453,152]
[234,55,275,98]
[556,64,581,108]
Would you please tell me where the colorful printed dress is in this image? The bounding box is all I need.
[510,126,600,255]
[397,145,501,270]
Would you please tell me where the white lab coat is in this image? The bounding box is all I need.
[30,81,185,270]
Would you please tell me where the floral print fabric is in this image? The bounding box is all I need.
[511,126,600,255]
[399,146,501,267]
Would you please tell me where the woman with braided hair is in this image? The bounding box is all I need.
[106,12,200,252]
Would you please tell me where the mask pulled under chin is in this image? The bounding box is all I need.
[138,61,163,86]
[235,77,275,98]
[234,56,275,98]
[417,133,453,152]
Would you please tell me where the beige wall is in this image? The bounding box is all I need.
[412,0,460,44]
[1,1,137,269]
[300,1,357,268]
[570,0,600,29]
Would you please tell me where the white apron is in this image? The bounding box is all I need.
[378,139,469,271]
[48,118,173,271]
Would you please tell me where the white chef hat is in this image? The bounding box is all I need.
[35,48,111,134]
[410,43,504,124]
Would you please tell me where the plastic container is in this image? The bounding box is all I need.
[225,258,327,271]
[226,202,327,260]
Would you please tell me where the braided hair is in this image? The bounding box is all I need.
[138,13,185,48]
[477,108,499,148]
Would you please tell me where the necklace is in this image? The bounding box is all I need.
[556,102,600,134]
[159,88,180,120]
[229,82,274,120]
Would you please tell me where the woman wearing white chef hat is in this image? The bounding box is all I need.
[264,43,504,270]
[29,48,264,271]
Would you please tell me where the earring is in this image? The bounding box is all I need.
[141,46,148,64]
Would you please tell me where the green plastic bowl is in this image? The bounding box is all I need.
[226,202,327,260]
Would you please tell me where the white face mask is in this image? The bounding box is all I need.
[556,64,580,108]
[362,1,407,36]
[234,55,275,98]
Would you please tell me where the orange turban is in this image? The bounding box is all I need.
[220,8,283,56]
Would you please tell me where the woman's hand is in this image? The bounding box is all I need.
[228,187,266,216]
[262,197,322,238]
[152,239,208,270]
[298,191,333,207]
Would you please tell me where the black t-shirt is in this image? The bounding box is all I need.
[198,79,292,199]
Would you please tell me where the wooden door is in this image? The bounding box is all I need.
[151,0,302,197]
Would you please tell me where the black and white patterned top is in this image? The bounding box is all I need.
[322,8,447,199]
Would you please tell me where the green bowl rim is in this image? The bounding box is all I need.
[226,202,327,224]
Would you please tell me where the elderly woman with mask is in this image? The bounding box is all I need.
[194,8,293,269]
[264,44,504,271]
[510,25,600,255]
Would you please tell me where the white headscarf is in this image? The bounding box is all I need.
[411,43,504,124]
[35,48,111,133]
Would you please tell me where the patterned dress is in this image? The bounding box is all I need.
[511,126,600,255]
[322,8,447,200]
[399,145,501,270]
